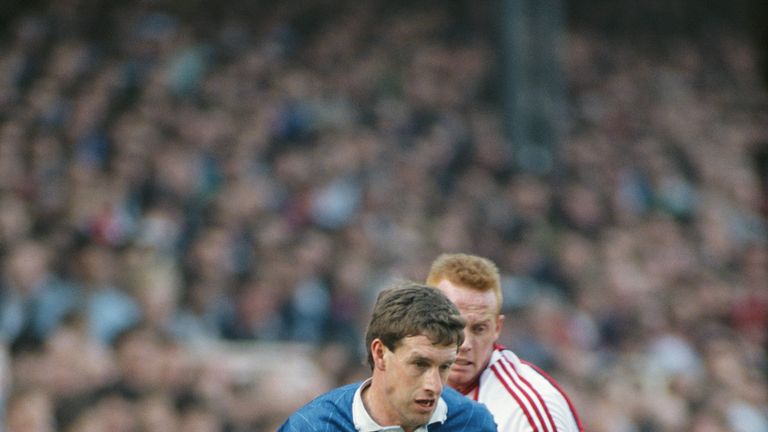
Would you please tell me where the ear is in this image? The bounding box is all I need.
[370,339,387,371]
[495,313,505,339]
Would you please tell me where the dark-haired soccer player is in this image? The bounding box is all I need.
[278,282,497,432]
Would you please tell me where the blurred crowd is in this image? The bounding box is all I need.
[0,0,767,431]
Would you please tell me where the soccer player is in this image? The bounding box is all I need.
[427,253,583,432]
[278,282,497,431]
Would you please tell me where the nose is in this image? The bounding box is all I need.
[423,368,443,395]
[459,331,471,353]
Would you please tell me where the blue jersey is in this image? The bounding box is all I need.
[278,382,497,431]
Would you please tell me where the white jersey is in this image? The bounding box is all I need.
[464,345,583,432]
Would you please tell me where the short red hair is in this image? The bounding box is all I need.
[426,253,502,313]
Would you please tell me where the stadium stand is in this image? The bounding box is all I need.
[0,0,766,430]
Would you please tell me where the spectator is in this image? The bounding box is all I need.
[4,387,55,432]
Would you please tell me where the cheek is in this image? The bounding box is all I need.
[472,333,495,351]
[393,363,420,383]
[393,371,421,397]
[439,368,450,381]
[469,332,493,347]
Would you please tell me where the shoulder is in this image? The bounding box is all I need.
[277,382,360,432]
[487,346,584,431]
[439,387,497,431]
[488,346,565,399]
[513,352,573,403]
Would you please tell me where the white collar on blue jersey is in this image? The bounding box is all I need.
[352,378,448,431]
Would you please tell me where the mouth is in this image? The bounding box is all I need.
[454,358,473,367]
[414,398,435,412]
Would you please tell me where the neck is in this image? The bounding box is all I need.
[363,380,416,431]
[362,380,391,427]
[451,377,479,396]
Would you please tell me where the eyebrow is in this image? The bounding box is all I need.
[407,353,455,366]
[468,318,494,327]
[407,354,431,363]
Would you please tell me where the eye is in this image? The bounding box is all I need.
[414,360,430,369]
[439,363,452,372]
[472,324,487,335]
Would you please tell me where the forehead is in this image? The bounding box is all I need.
[435,279,498,318]
[396,335,458,362]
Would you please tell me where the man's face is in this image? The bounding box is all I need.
[377,335,457,430]
[434,279,503,394]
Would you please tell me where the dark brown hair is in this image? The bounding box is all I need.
[365,282,466,369]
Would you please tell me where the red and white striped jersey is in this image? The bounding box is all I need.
[464,345,583,432]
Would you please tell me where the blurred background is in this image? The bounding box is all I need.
[0,0,767,431]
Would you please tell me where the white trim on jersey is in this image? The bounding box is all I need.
[469,346,583,432]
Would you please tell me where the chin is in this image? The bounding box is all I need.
[406,412,432,427]
[450,370,478,388]
[450,368,472,379]
[448,376,470,389]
